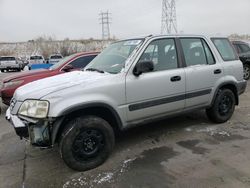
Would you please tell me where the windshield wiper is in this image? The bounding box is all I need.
[85,68,104,73]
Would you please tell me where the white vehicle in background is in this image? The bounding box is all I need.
[47,54,63,64]
[28,55,45,65]
[0,56,21,72]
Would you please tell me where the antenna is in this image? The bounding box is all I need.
[161,0,178,34]
[99,11,111,40]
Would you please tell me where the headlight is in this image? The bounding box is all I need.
[3,80,24,89]
[18,100,49,118]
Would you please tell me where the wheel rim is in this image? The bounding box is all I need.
[244,66,250,80]
[72,129,105,161]
[218,95,233,116]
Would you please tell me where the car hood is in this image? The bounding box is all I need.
[14,71,114,101]
[3,69,50,82]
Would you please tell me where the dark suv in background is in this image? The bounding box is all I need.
[232,41,250,80]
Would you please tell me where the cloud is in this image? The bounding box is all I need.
[0,0,249,42]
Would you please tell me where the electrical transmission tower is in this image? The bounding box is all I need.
[161,0,178,34]
[99,11,111,40]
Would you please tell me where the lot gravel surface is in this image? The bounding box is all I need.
[1,72,250,188]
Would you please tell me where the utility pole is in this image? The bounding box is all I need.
[99,11,111,40]
[161,0,178,34]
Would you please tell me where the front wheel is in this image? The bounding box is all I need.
[206,89,235,123]
[243,64,250,80]
[59,116,115,171]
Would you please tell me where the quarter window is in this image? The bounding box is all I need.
[212,38,238,61]
[180,38,215,66]
[139,39,178,71]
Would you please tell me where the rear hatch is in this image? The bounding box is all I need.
[29,56,44,64]
[0,57,17,67]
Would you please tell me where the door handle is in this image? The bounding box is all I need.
[214,69,222,74]
[170,76,181,82]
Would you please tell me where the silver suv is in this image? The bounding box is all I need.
[6,35,247,171]
[0,56,22,72]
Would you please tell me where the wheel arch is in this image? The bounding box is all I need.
[211,82,239,107]
[52,103,123,145]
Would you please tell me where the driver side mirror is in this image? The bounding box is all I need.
[133,60,154,76]
[62,64,74,72]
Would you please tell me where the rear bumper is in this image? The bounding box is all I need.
[238,80,247,95]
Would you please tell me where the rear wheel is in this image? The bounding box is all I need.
[206,89,235,123]
[59,115,115,171]
[243,64,250,80]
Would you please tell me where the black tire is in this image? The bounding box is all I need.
[206,89,235,123]
[0,70,4,72]
[243,64,250,80]
[59,115,115,171]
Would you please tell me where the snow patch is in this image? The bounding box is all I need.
[93,172,114,184]
[185,126,231,137]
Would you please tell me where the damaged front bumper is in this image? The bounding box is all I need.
[6,108,53,148]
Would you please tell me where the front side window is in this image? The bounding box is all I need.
[212,38,238,61]
[139,38,178,71]
[180,38,214,66]
[69,55,97,69]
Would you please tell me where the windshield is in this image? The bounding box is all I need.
[30,56,43,60]
[0,57,15,61]
[49,54,74,70]
[86,39,143,74]
[50,55,62,59]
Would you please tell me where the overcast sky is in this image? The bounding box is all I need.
[0,0,250,42]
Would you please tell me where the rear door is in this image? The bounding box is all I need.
[126,38,186,122]
[179,37,224,108]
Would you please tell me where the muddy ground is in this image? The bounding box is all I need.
[1,72,250,188]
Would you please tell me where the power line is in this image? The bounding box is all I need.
[161,0,178,34]
[99,11,111,40]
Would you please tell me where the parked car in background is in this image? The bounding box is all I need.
[6,35,246,171]
[232,41,250,80]
[0,52,98,105]
[0,56,22,72]
[47,54,63,64]
[28,55,45,66]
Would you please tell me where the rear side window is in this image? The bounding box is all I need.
[212,38,238,61]
[180,38,215,67]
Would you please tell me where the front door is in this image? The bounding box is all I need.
[126,38,186,122]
